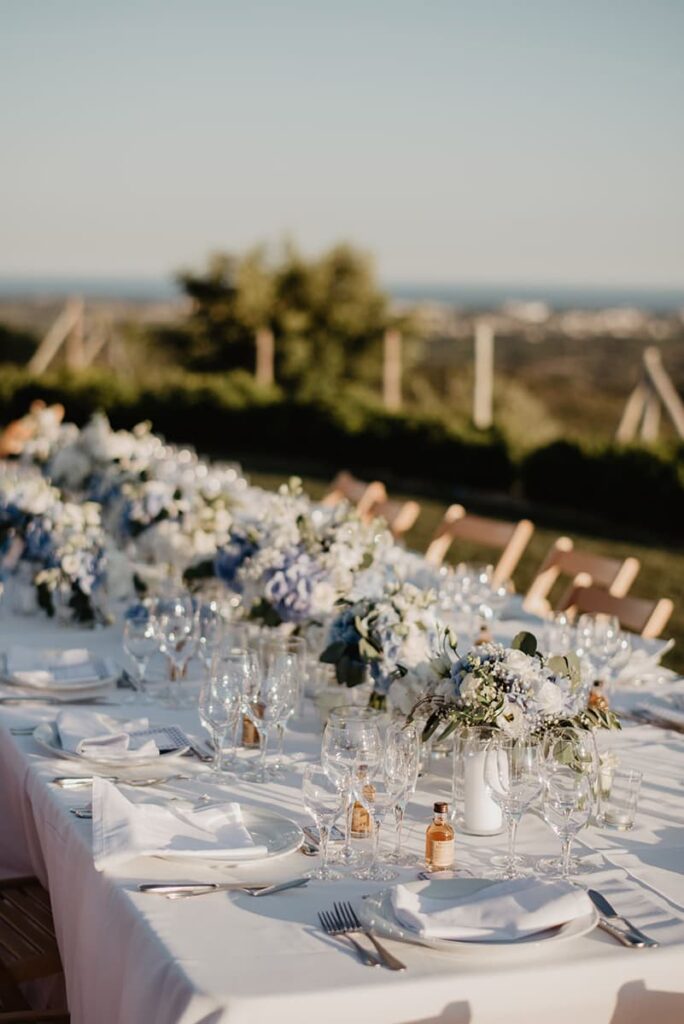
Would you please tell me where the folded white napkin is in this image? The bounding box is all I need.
[6,646,107,689]
[613,641,674,685]
[92,778,268,870]
[56,710,159,761]
[391,879,592,941]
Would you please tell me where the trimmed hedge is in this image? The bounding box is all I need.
[0,368,682,538]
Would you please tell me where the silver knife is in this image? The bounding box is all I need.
[587,889,659,948]
[0,696,118,705]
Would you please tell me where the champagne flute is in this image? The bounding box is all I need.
[302,764,343,880]
[484,735,543,878]
[156,593,197,708]
[196,600,224,672]
[384,722,420,866]
[354,771,403,882]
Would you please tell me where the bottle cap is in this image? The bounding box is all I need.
[433,801,449,813]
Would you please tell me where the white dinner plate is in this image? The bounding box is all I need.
[1,651,117,693]
[357,878,599,955]
[32,721,190,767]
[153,806,304,864]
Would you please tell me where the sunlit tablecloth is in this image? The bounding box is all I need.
[1,611,684,1024]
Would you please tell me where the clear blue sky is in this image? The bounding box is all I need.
[1,0,682,286]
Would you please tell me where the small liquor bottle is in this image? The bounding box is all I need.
[474,622,493,646]
[425,801,455,871]
[350,764,375,838]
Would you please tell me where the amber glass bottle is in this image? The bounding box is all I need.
[425,801,455,870]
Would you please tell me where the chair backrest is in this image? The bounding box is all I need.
[372,498,421,539]
[321,471,387,519]
[425,504,535,587]
[560,583,674,638]
[524,536,640,617]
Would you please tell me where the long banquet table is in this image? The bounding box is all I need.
[2,611,684,1024]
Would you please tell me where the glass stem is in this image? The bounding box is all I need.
[394,804,404,857]
[212,729,225,775]
[258,728,270,777]
[319,822,331,874]
[274,723,285,766]
[343,787,354,858]
[370,817,382,875]
[507,815,519,867]
[560,836,573,879]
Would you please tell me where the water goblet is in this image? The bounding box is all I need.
[302,764,343,880]
[212,647,258,770]
[198,677,235,780]
[484,735,543,878]
[321,707,382,865]
[122,605,158,704]
[243,660,297,783]
[542,769,592,879]
[537,726,599,876]
[156,593,197,707]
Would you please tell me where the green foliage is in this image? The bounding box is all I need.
[0,368,682,537]
[521,439,684,535]
[171,241,402,392]
[0,323,38,364]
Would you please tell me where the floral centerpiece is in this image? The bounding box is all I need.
[411,629,620,741]
[214,480,390,634]
[321,582,441,711]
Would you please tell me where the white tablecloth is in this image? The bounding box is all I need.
[1,612,684,1024]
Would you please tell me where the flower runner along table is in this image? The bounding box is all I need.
[1,615,684,1024]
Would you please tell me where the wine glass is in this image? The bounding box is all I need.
[321,707,382,865]
[156,593,197,707]
[122,605,158,704]
[542,769,592,879]
[243,657,297,783]
[354,772,402,881]
[384,722,420,866]
[260,635,306,775]
[198,677,236,779]
[212,647,258,770]
[196,600,224,672]
[484,735,543,878]
[302,764,343,880]
[538,727,599,875]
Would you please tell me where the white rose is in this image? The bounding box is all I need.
[496,700,526,738]
[460,672,481,701]
[535,680,563,716]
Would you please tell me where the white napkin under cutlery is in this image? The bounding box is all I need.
[56,710,159,761]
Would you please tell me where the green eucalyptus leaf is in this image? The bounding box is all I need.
[512,631,537,657]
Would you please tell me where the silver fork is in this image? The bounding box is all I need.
[318,910,379,967]
[334,901,406,971]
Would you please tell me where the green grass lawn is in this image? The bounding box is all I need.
[248,469,683,675]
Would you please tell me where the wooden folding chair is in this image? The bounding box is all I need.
[524,537,640,617]
[425,504,534,587]
[321,471,387,520]
[559,584,674,639]
[0,878,69,1023]
[372,498,421,540]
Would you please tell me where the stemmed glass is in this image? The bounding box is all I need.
[260,635,306,774]
[354,772,402,881]
[484,735,543,878]
[538,727,598,875]
[542,769,592,879]
[155,594,197,707]
[302,764,343,880]
[212,648,258,770]
[196,601,224,673]
[321,707,382,865]
[122,606,158,704]
[243,657,297,783]
[198,676,237,779]
[384,722,420,866]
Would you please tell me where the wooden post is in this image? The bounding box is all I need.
[640,388,661,442]
[64,298,85,369]
[27,298,82,374]
[643,346,684,439]
[383,328,402,410]
[473,320,494,429]
[616,381,649,443]
[255,327,274,387]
